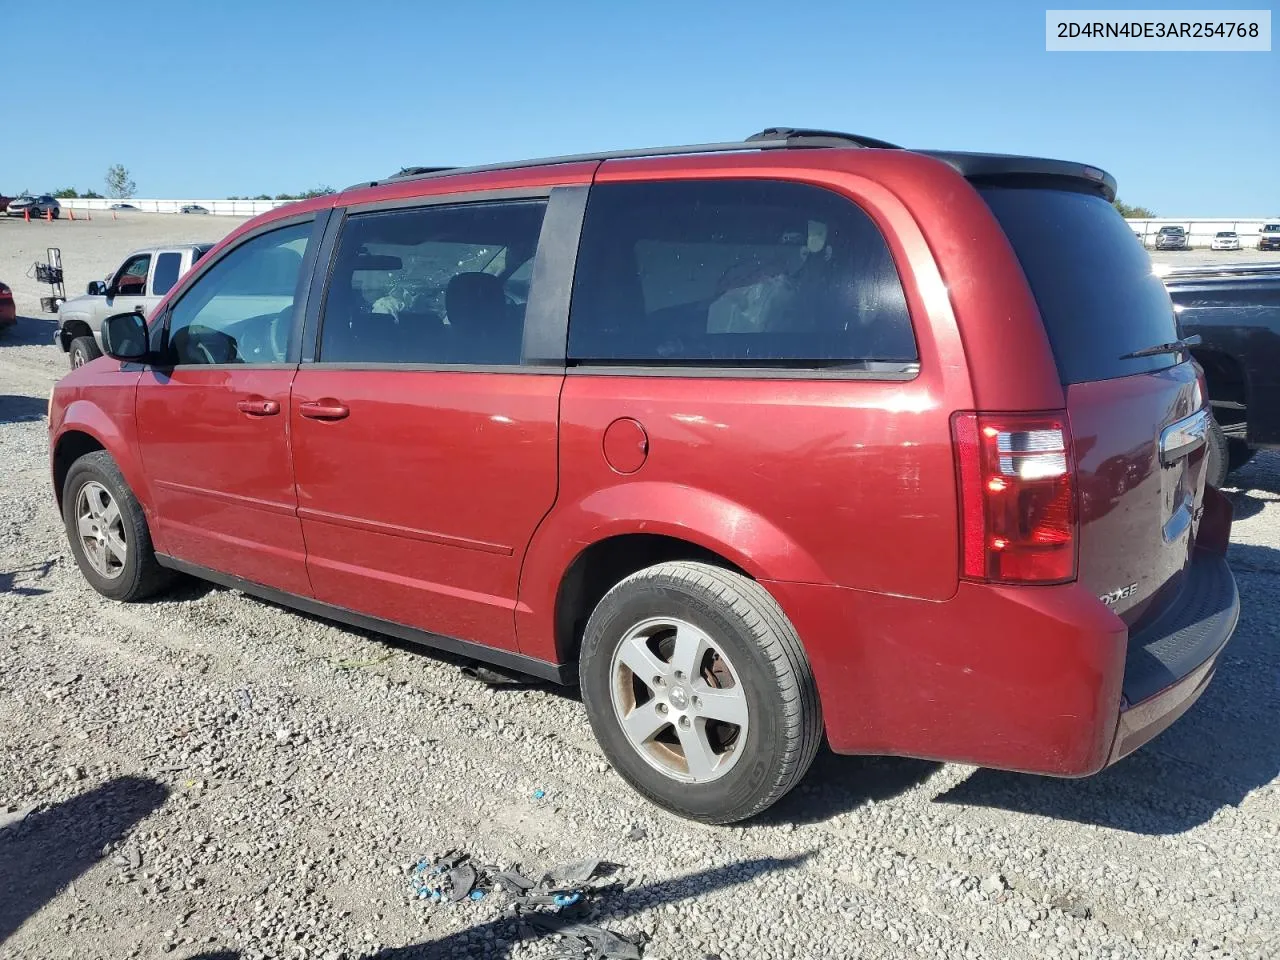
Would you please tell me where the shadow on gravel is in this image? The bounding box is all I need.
[1224,488,1270,522]
[0,315,59,349]
[0,776,169,945]
[187,854,810,960]
[754,748,941,827]
[937,541,1280,835]
[0,394,48,424]
[1227,450,1280,497]
[0,559,56,596]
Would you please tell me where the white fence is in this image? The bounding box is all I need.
[49,199,1280,244]
[53,197,295,217]
[1126,218,1279,249]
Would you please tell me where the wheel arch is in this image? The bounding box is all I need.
[52,429,106,508]
[552,533,751,666]
[516,481,827,666]
[52,400,155,524]
[58,316,95,351]
[1192,347,1250,415]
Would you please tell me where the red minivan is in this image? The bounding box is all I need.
[49,129,1239,823]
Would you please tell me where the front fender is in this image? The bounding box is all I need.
[514,481,827,662]
[54,391,158,539]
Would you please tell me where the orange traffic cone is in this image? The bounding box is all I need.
[23,208,30,222]
[45,207,52,222]
[69,209,75,221]
[112,210,117,221]
[87,210,92,221]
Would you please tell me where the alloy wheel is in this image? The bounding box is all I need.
[76,481,127,578]
[609,616,749,783]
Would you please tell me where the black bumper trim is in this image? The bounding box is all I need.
[1122,552,1238,706]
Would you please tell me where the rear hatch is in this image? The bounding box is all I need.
[979,186,1207,631]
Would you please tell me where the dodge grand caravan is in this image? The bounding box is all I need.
[49,128,1240,823]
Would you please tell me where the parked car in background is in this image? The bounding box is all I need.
[55,243,213,367]
[1155,225,1188,250]
[179,204,210,215]
[110,203,138,211]
[0,194,12,213]
[6,195,60,219]
[0,281,15,331]
[1167,262,1280,485]
[1211,231,1242,251]
[1259,223,1280,251]
[49,128,1238,823]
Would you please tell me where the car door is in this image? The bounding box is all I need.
[133,214,326,596]
[289,190,578,652]
[105,252,153,318]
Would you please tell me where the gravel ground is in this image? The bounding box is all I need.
[0,214,247,316]
[2,225,1280,960]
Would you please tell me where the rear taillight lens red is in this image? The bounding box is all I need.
[952,411,1078,584]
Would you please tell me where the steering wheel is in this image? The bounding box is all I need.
[269,308,290,360]
[194,342,218,365]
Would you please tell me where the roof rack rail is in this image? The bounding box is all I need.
[392,165,456,178]
[350,126,898,191]
[745,127,902,150]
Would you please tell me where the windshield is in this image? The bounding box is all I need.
[980,186,1179,384]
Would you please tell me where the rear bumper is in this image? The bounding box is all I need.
[1109,551,1238,763]
[765,550,1237,778]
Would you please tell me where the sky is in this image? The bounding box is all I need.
[2,0,1275,215]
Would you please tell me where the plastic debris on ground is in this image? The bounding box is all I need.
[407,850,648,959]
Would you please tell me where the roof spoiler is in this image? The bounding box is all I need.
[922,151,1117,202]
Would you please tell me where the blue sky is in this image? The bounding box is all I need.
[3,0,1275,214]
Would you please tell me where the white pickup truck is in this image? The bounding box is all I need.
[55,243,213,367]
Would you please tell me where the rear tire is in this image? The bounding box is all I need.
[579,561,822,824]
[62,451,173,602]
[1205,418,1230,488]
[69,335,102,368]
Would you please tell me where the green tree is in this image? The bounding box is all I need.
[105,164,137,199]
[53,188,80,199]
[1114,199,1156,218]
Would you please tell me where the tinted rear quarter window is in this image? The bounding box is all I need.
[980,187,1178,384]
[152,251,183,296]
[568,179,915,370]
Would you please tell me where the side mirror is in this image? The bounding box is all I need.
[101,312,150,361]
[87,280,108,296]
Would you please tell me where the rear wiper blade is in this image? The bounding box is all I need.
[1120,335,1201,360]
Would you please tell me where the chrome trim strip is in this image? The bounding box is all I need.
[1159,409,1209,466]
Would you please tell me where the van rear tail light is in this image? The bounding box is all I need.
[952,412,1077,584]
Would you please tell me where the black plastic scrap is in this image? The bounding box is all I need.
[408,851,646,959]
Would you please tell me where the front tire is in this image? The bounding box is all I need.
[62,451,173,601]
[579,561,822,824]
[69,335,102,368]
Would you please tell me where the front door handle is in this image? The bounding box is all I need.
[237,398,280,417]
[298,399,350,421]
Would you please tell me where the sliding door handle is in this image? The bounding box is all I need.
[236,398,280,417]
[298,400,350,421]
